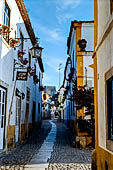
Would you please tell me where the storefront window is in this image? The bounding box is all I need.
[107,77,113,140]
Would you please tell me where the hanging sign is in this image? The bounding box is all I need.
[16,71,28,81]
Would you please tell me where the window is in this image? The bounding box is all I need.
[110,0,113,14]
[105,67,113,151]
[26,88,30,102]
[4,1,10,26]
[3,1,10,43]
[38,103,40,114]
[107,77,113,140]
[0,87,6,128]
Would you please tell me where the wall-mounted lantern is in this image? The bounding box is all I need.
[29,44,44,58]
[77,39,87,51]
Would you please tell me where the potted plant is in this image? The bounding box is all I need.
[0,24,12,35]
[0,25,2,35]
[9,38,20,48]
[22,58,28,65]
[18,49,26,59]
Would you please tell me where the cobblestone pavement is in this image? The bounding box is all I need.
[0,119,92,170]
[0,120,52,170]
[47,120,92,170]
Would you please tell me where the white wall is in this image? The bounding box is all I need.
[0,0,42,148]
[82,23,94,87]
[98,0,111,42]
[97,27,113,148]
[97,0,113,148]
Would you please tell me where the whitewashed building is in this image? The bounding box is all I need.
[57,21,94,147]
[0,0,44,150]
[67,21,94,123]
[93,0,113,169]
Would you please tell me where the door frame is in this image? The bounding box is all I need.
[0,85,7,149]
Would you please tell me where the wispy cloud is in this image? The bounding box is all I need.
[44,56,64,73]
[56,13,73,24]
[35,24,65,43]
[54,0,80,10]
[54,0,81,24]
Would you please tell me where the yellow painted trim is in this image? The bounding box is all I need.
[75,23,84,119]
[89,64,94,68]
[96,146,113,170]
[7,125,15,149]
[94,0,98,150]
[76,23,83,87]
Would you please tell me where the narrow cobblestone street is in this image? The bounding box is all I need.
[0,121,51,170]
[0,119,92,170]
[48,120,91,170]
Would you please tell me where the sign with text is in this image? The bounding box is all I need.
[16,71,28,81]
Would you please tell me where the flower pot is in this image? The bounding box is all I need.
[10,42,16,48]
[23,58,28,65]
[18,51,25,59]
[9,38,20,48]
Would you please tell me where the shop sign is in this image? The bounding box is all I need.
[16,71,27,81]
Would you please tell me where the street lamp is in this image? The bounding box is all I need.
[29,44,44,58]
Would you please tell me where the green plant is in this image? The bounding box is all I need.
[9,38,20,48]
[0,24,12,35]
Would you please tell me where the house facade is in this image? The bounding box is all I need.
[93,0,113,169]
[58,20,94,148]
[0,0,44,150]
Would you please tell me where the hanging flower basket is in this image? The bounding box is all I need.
[22,58,28,65]
[9,38,20,48]
[18,49,26,59]
[0,24,12,35]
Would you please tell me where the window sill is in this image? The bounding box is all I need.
[106,140,113,152]
[2,37,10,49]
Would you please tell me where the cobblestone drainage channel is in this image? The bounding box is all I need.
[25,120,56,170]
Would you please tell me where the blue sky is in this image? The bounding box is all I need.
[24,0,94,90]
